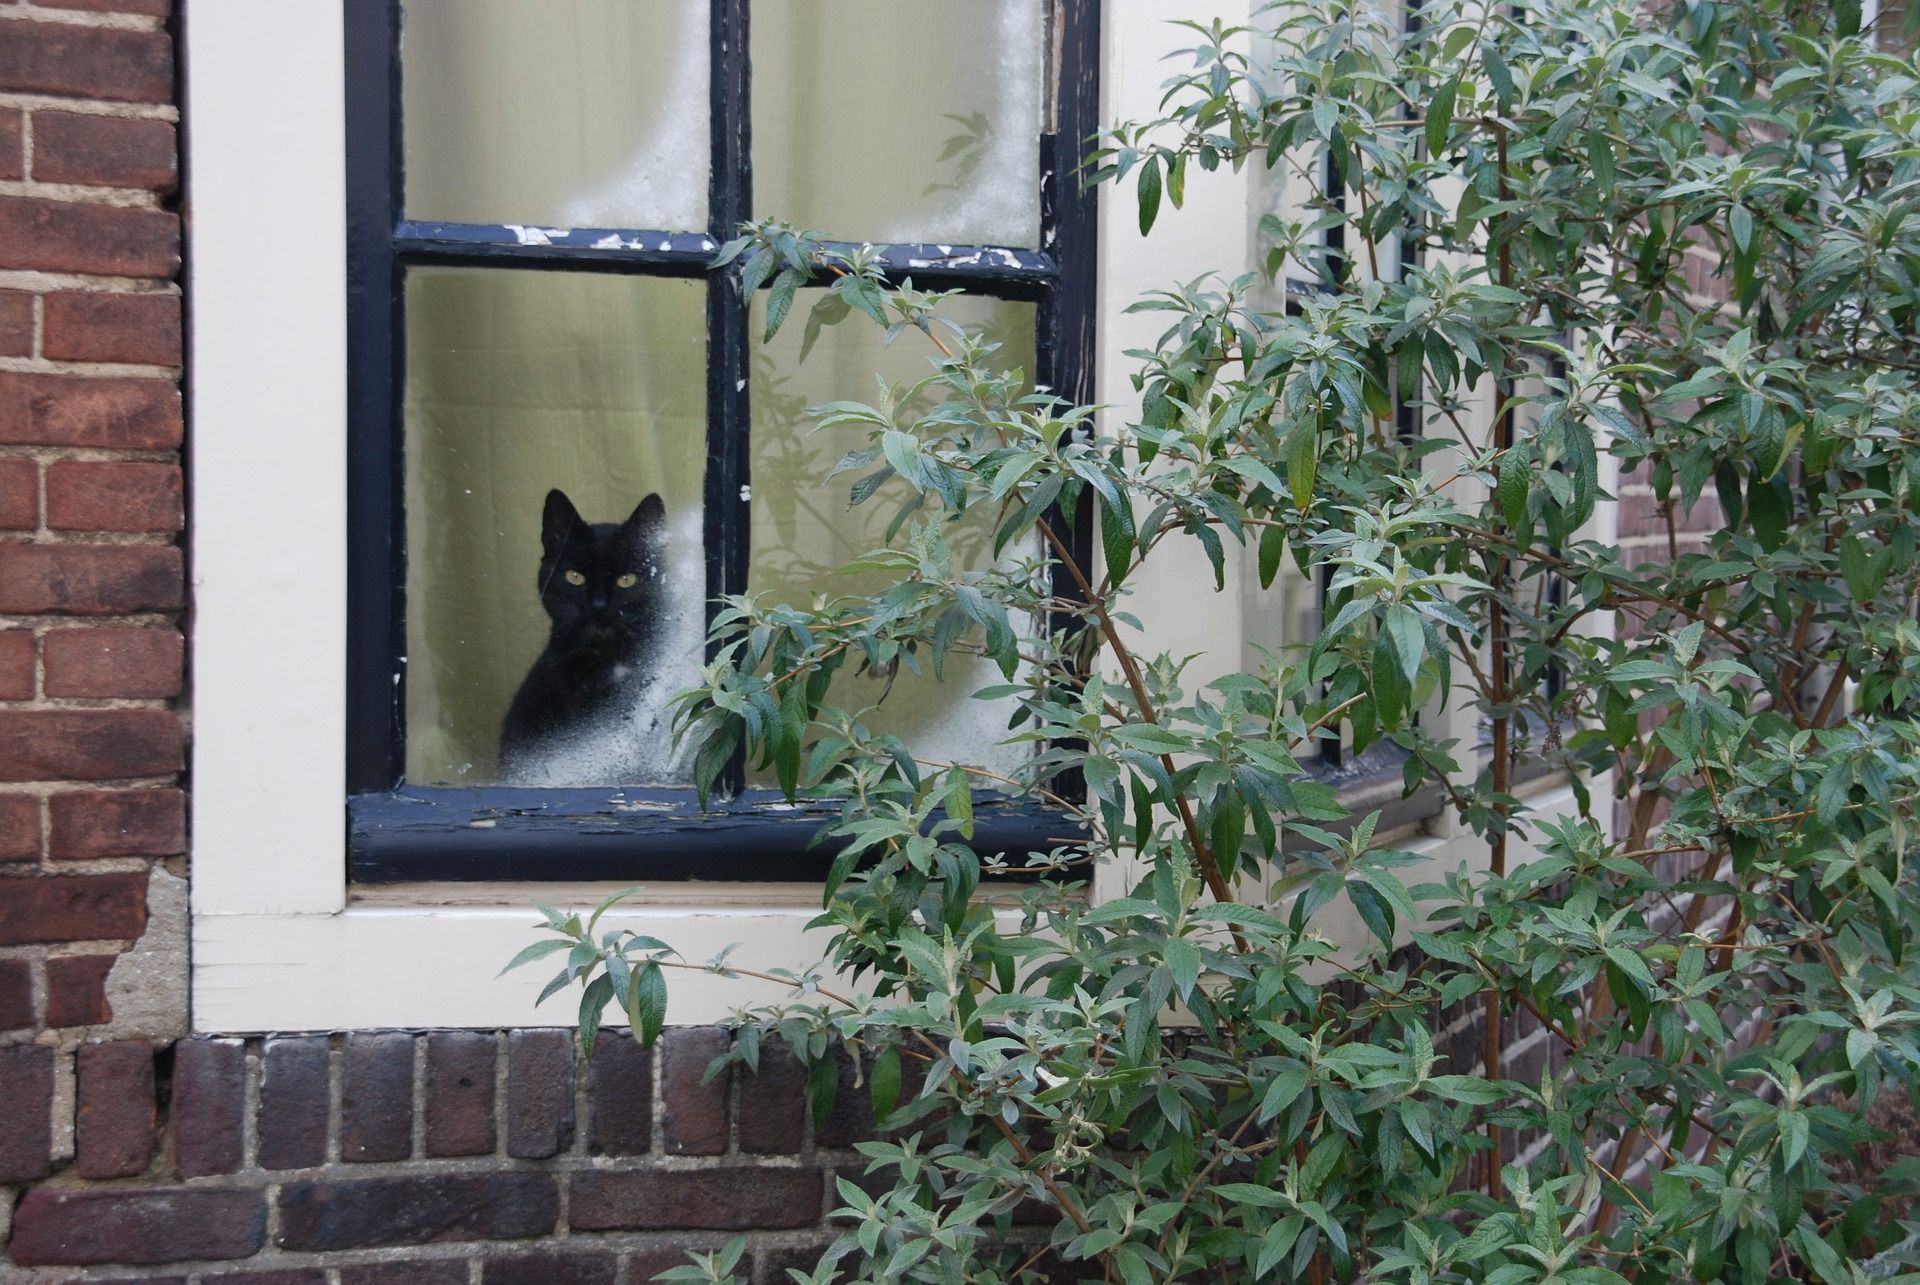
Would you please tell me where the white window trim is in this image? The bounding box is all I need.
[188,0,1596,1034]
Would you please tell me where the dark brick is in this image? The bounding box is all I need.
[31,110,177,190]
[258,1036,330,1170]
[817,1043,874,1148]
[0,544,185,615]
[11,1189,266,1266]
[44,293,182,367]
[0,455,34,529]
[0,288,28,356]
[482,1250,619,1285]
[0,108,18,180]
[0,629,32,698]
[738,1037,807,1154]
[0,872,145,945]
[661,1025,729,1155]
[0,372,182,448]
[204,1273,328,1285]
[0,196,178,277]
[0,791,37,859]
[343,1031,415,1162]
[425,1030,495,1156]
[0,708,184,781]
[569,1168,823,1232]
[340,1263,471,1285]
[587,1032,651,1156]
[0,22,173,103]
[49,787,184,858]
[506,1028,574,1158]
[0,956,30,1028]
[45,460,183,531]
[77,1040,156,1178]
[38,0,173,12]
[46,952,114,1026]
[0,1044,52,1182]
[276,1173,560,1251]
[43,627,182,698]
[174,1037,245,1177]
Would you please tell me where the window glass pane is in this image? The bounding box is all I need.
[404,268,707,789]
[749,291,1038,785]
[752,0,1045,247]
[402,0,710,232]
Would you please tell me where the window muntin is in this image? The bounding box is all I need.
[345,0,1099,881]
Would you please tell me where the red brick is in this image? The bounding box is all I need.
[0,22,172,103]
[0,956,31,1028]
[482,1251,618,1285]
[0,872,145,945]
[49,787,183,857]
[33,110,176,190]
[738,1038,806,1154]
[0,196,178,278]
[0,630,33,699]
[586,1035,651,1156]
[0,288,31,355]
[817,1043,874,1148]
[0,544,183,614]
[46,952,114,1026]
[11,1189,267,1266]
[44,292,181,366]
[77,1040,156,1178]
[174,1038,246,1177]
[506,1028,574,1159]
[43,627,180,697]
[0,456,35,528]
[424,1030,495,1157]
[0,708,183,781]
[0,372,182,447]
[0,109,20,180]
[340,1264,469,1285]
[661,1026,729,1155]
[0,1044,54,1181]
[275,1174,560,1251]
[258,1036,329,1171]
[37,0,173,14]
[343,1032,415,1163]
[568,1168,823,1232]
[0,791,40,859]
[45,460,182,532]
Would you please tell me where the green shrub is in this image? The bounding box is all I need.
[511,1,1920,1279]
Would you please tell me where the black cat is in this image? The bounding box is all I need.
[498,488,669,785]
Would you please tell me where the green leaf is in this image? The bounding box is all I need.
[1259,1067,1310,1122]
[578,972,613,1058]
[1385,606,1425,686]
[1373,632,1409,724]
[1139,156,1163,236]
[1426,76,1459,158]
[1164,936,1202,1001]
[1498,444,1530,530]
[1287,416,1318,513]
[870,1045,902,1121]
[633,962,667,1047]
[1101,493,1136,585]
[765,267,802,342]
[1257,1215,1307,1277]
[499,937,573,976]
[1258,522,1285,590]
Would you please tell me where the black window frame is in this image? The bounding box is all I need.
[343,0,1100,883]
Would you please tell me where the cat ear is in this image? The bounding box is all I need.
[541,488,583,556]
[622,493,666,537]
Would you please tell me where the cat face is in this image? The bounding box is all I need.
[536,488,668,649]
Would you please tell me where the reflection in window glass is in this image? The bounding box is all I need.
[749,291,1038,784]
[404,269,706,788]
[402,0,710,232]
[753,0,1045,247]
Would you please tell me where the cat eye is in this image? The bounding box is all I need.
[615,573,638,589]
[563,569,586,586]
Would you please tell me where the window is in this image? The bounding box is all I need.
[342,0,1100,882]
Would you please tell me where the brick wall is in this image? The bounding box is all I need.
[3,1029,880,1282]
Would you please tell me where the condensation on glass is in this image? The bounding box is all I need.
[401,0,711,232]
[748,290,1040,785]
[752,0,1047,247]
[403,269,706,788]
